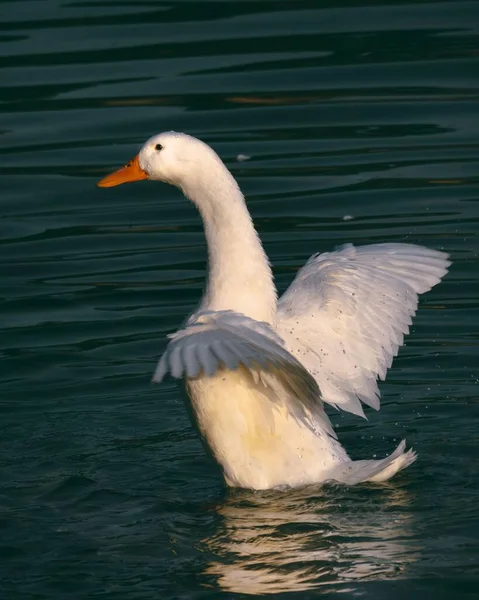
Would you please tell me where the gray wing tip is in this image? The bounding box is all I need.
[152,353,171,383]
[152,368,165,384]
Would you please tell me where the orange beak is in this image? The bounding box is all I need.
[97,154,148,187]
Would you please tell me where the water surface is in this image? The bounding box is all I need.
[1,1,479,598]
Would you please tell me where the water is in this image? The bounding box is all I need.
[1,0,479,597]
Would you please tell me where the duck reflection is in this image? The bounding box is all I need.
[203,483,417,595]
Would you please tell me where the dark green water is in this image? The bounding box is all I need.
[2,0,479,597]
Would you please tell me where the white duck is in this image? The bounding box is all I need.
[98,132,450,490]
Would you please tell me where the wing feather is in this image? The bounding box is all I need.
[277,243,450,417]
[153,310,336,438]
[211,339,239,371]
[183,343,200,378]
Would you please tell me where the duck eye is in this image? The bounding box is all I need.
[155,144,163,151]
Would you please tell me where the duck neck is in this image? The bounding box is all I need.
[181,168,276,324]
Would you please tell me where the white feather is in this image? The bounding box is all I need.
[277,243,450,416]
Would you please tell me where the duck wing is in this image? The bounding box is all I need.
[276,243,450,418]
[153,309,336,438]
